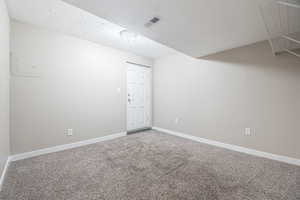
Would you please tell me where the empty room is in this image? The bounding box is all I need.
[0,0,300,199]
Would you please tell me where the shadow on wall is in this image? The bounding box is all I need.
[198,41,300,74]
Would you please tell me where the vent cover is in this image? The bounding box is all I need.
[145,17,160,27]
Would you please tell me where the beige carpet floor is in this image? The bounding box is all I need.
[0,130,299,200]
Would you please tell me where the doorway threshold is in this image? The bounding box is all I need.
[127,127,152,135]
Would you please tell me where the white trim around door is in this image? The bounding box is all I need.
[126,62,152,132]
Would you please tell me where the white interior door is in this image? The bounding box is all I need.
[127,63,151,131]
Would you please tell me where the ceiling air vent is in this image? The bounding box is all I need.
[145,17,160,28]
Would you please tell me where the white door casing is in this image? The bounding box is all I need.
[127,62,151,131]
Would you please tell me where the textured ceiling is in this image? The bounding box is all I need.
[5,0,177,59]
[62,0,272,57]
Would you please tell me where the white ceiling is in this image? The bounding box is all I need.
[62,0,273,57]
[5,0,177,59]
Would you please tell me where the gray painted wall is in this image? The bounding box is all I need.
[0,0,10,177]
[153,41,300,159]
[10,21,153,154]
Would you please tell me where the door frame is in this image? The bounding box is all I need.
[126,61,152,133]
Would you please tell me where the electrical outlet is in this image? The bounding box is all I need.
[245,128,252,136]
[67,129,73,136]
[175,118,179,124]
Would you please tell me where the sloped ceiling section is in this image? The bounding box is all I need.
[6,0,176,59]
[62,0,270,57]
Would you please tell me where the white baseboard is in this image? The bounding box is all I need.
[0,157,11,191]
[10,132,127,162]
[152,127,300,166]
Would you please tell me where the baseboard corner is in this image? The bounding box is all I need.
[0,156,11,191]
